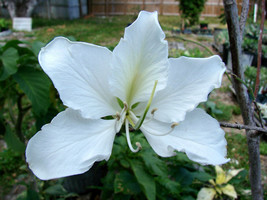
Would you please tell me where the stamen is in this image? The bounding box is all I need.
[130,110,178,136]
[134,80,158,130]
[151,108,158,115]
[127,115,135,127]
[142,107,158,124]
[114,103,128,133]
[115,112,120,120]
[143,122,179,136]
[125,119,141,153]
[171,122,179,128]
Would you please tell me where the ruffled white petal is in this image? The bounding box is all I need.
[141,108,229,165]
[110,11,169,106]
[26,109,117,180]
[139,55,225,123]
[39,37,120,119]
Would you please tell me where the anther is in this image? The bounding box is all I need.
[115,112,120,120]
[151,108,158,115]
[171,122,179,129]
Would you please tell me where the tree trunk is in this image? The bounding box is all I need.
[223,0,263,199]
[4,0,37,18]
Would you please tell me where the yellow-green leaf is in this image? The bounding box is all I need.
[215,165,226,185]
[197,187,216,200]
[221,184,237,199]
[225,168,243,182]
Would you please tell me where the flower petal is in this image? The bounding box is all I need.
[141,108,229,165]
[144,55,225,123]
[39,37,120,119]
[110,11,168,106]
[26,109,117,180]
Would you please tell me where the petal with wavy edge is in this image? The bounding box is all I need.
[135,55,225,123]
[26,109,116,180]
[110,11,168,106]
[141,108,229,165]
[39,37,120,119]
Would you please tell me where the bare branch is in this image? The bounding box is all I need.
[220,122,267,133]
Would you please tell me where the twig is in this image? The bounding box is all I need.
[254,0,265,98]
[220,122,267,133]
[225,70,255,100]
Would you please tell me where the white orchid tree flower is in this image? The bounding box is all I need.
[26,11,229,180]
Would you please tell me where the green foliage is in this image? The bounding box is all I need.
[243,24,267,57]
[244,66,267,94]
[101,132,216,199]
[13,66,51,114]
[0,40,61,197]
[0,148,25,194]
[260,141,267,155]
[203,100,241,121]
[179,0,206,26]
[169,48,208,58]
[0,18,8,31]
[4,125,25,153]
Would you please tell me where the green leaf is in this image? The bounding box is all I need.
[4,126,25,153]
[44,184,68,195]
[120,159,130,168]
[192,171,214,182]
[35,105,58,131]
[13,66,51,115]
[155,176,181,197]
[174,167,194,186]
[31,41,45,57]
[26,189,40,200]
[140,150,167,177]
[17,189,40,200]
[0,47,19,80]
[130,159,156,200]
[114,171,141,195]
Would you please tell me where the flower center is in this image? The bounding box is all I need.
[114,80,178,153]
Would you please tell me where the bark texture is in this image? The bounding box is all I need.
[223,0,263,199]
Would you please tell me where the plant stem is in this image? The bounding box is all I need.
[254,0,265,98]
[223,0,263,199]
[15,94,31,143]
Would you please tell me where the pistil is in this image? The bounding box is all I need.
[134,80,158,129]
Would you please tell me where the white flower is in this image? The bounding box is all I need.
[26,11,229,180]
